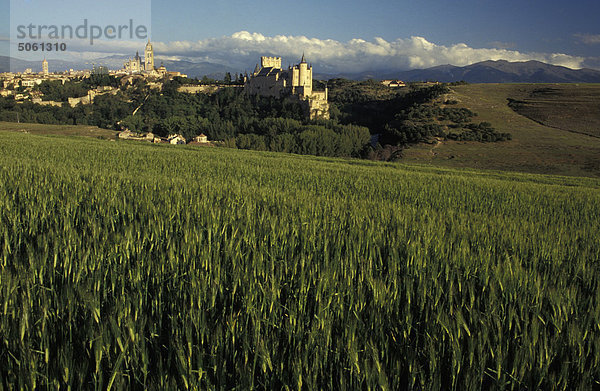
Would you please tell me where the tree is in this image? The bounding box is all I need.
[119,115,144,132]
[201,75,216,85]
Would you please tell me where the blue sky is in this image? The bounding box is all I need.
[150,0,600,56]
[2,0,600,72]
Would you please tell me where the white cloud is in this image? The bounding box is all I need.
[148,32,586,73]
[25,32,588,72]
[574,33,600,45]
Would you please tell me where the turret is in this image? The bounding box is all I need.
[298,54,307,81]
[298,53,311,95]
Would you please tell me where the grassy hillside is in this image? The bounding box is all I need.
[1,131,599,389]
[506,84,600,138]
[0,121,118,139]
[402,84,600,178]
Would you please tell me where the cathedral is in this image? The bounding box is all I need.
[123,40,155,74]
[245,55,329,119]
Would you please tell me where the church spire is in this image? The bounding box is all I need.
[300,52,306,63]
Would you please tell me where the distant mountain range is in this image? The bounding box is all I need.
[0,56,99,74]
[2,56,600,83]
[326,60,600,83]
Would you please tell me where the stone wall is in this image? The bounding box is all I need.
[178,85,220,94]
[32,99,62,107]
[178,85,243,94]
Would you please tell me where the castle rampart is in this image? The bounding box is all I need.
[261,56,282,69]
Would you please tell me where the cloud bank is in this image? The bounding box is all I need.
[16,32,590,73]
[149,31,586,73]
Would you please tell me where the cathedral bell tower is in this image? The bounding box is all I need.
[144,40,154,71]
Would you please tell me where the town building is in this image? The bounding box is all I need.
[42,59,49,76]
[21,79,42,88]
[193,134,208,143]
[381,79,406,88]
[167,134,186,145]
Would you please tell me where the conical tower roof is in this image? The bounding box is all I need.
[300,53,306,63]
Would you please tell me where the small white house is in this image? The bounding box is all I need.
[167,134,186,145]
[193,134,208,143]
[381,79,406,88]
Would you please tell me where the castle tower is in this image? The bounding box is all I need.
[298,53,307,80]
[144,40,154,71]
[42,58,48,75]
[297,53,312,97]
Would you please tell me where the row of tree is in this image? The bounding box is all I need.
[35,74,122,102]
[1,77,372,158]
[328,81,511,148]
[234,122,370,156]
[447,122,512,142]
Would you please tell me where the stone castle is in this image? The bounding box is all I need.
[245,55,329,119]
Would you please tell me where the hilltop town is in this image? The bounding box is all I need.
[0,41,187,107]
[0,42,332,122]
[0,42,355,148]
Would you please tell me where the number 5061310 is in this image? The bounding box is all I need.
[18,42,67,51]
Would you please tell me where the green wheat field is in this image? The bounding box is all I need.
[1,131,599,390]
